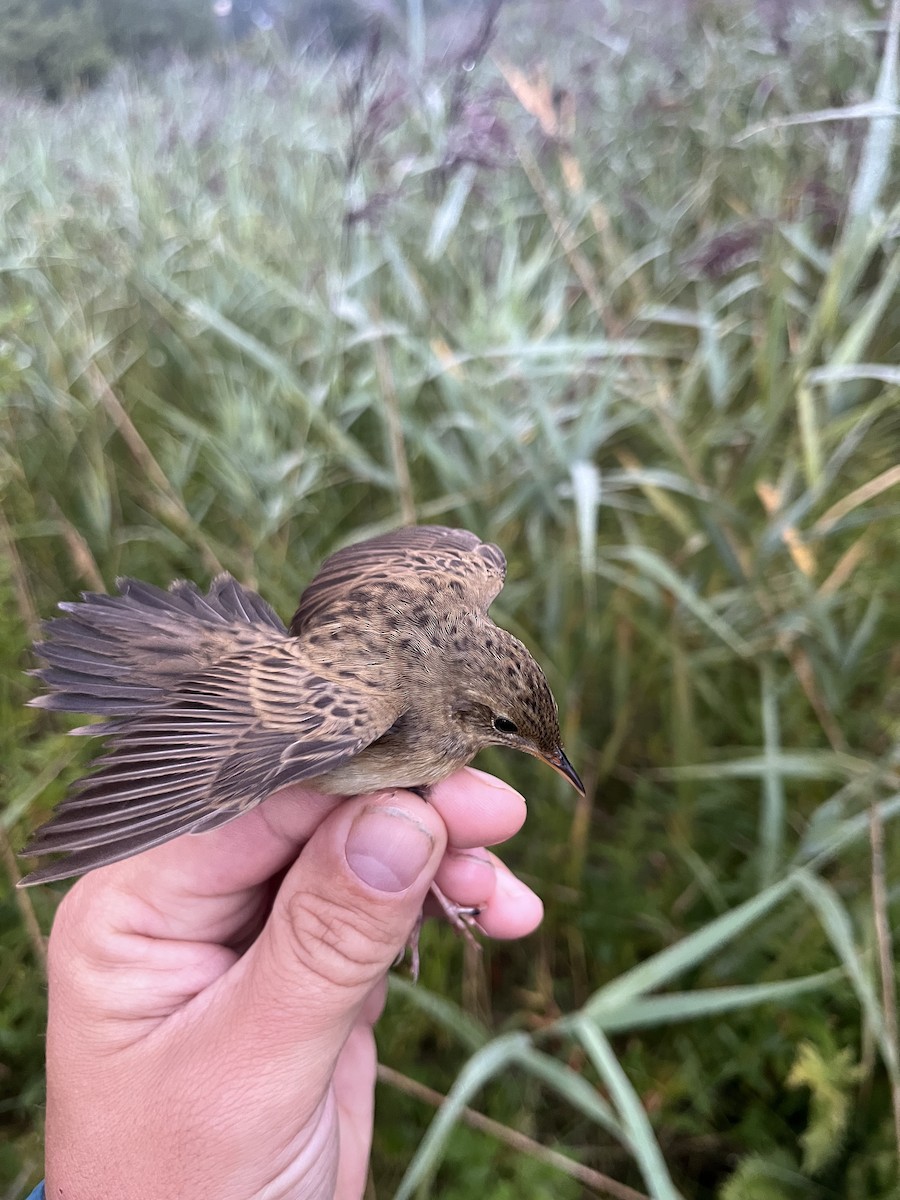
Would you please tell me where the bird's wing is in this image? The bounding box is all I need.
[291,525,507,635]
[22,579,400,885]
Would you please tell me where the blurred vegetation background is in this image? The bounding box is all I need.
[3,0,900,1196]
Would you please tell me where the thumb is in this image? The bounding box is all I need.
[214,791,446,1114]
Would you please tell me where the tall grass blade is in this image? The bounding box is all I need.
[575,1021,683,1200]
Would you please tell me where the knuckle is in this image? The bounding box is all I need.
[278,884,400,992]
[47,877,95,963]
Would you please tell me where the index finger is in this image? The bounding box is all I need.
[80,768,528,943]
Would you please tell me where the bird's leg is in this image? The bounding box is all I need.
[396,786,483,980]
[400,892,482,982]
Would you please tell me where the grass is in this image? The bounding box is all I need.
[3,0,900,1195]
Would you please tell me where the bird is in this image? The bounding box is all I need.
[19,526,584,897]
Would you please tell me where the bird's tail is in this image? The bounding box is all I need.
[29,575,286,719]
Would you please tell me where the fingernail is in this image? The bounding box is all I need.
[346,805,434,893]
[495,868,537,903]
[462,766,521,794]
[448,849,493,868]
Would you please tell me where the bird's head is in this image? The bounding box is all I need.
[451,626,584,795]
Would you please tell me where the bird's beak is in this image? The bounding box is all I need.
[545,746,585,796]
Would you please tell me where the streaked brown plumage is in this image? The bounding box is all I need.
[19,525,582,888]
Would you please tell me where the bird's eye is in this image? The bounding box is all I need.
[493,716,518,734]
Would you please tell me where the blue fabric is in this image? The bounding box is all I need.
[24,1185,45,1200]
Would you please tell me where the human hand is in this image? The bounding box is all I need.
[42,767,542,1200]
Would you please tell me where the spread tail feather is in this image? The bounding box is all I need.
[28,574,287,716]
[19,574,290,886]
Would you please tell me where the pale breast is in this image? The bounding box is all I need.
[309,709,475,794]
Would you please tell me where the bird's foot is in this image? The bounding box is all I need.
[397,885,482,982]
[429,882,483,941]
